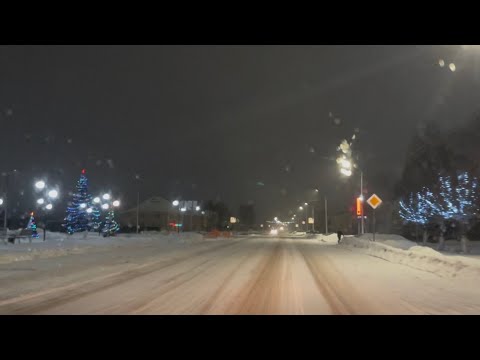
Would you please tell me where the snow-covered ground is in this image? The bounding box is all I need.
[2,231,480,314]
[0,231,207,265]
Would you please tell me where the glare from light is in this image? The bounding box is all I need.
[102,193,111,200]
[195,206,200,211]
[180,207,186,212]
[304,202,308,206]
[37,198,45,205]
[449,63,456,72]
[45,204,53,210]
[101,203,109,210]
[439,59,445,67]
[113,200,120,207]
[93,197,101,203]
[280,226,284,231]
[359,195,364,201]
[48,189,58,199]
[260,224,264,228]
[341,159,352,169]
[340,168,352,177]
[274,217,278,221]
[35,180,46,190]
[315,189,319,192]
[172,200,179,206]
[201,211,205,215]
[270,229,278,235]
[299,206,303,210]
[0,198,3,205]
[79,203,87,209]
[86,208,93,214]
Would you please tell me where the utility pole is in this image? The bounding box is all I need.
[312,205,315,232]
[360,171,365,235]
[325,196,328,234]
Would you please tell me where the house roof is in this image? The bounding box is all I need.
[123,196,174,214]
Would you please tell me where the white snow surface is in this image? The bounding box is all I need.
[0,231,208,265]
[338,233,480,279]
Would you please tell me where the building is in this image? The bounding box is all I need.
[118,196,205,232]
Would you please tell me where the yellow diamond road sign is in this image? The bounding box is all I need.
[367,194,382,209]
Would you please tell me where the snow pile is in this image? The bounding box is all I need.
[316,233,340,243]
[340,234,480,278]
[0,231,212,265]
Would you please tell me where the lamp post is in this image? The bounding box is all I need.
[34,179,60,241]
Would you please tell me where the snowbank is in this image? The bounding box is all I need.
[315,233,340,243]
[340,234,480,279]
[0,231,212,265]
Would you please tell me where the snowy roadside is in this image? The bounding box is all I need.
[0,231,215,265]
[337,233,480,279]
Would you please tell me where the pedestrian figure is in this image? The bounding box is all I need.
[337,230,343,244]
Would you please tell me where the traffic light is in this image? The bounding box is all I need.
[356,197,363,216]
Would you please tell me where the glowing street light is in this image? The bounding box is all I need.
[112,200,120,207]
[299,206,303,210]
[340,168,352,177]
[304,202,308,206]
[0,198,3,205]
[102,193,111,200]
[180,207,186,212]
[48,189,58,199]
[195,206,200,211]
[35,180,46,190]
[45,204,53,210]
[172,200,179,206]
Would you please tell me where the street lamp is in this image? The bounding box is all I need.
[35,180,46,190]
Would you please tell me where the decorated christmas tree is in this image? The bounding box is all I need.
[64,169,94,234]
[26,212,39,238]
[102,209,119,237]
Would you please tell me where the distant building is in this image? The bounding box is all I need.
[118,196,206,232]
[238,204,255,229]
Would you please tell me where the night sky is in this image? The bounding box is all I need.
[2,45,480,222]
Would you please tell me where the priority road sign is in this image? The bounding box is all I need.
[367,194,382,209]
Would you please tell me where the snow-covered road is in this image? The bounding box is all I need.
[2,235,480,314]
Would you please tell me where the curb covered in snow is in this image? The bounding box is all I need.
[339,234,480,279]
